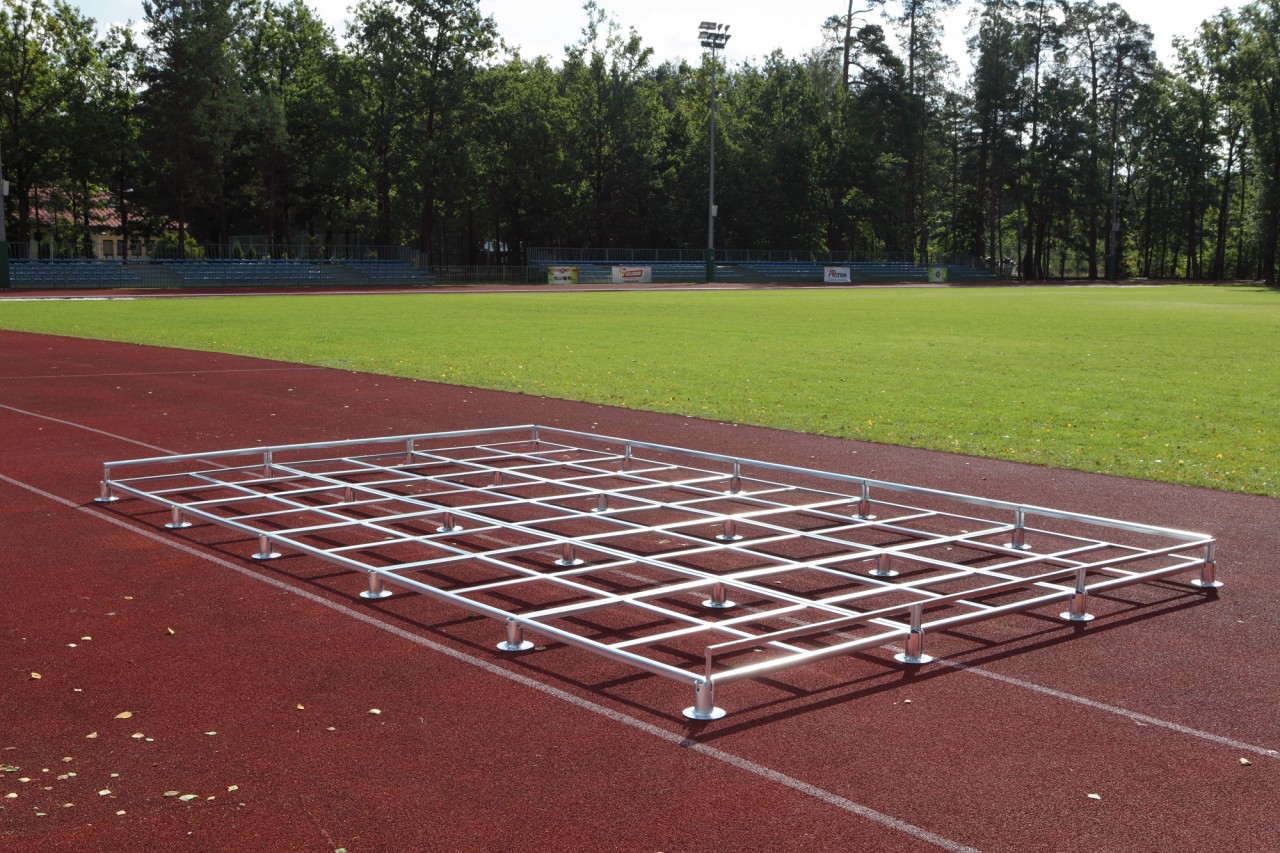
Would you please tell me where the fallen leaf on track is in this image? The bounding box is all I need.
[30,673,41,680]
[1086,793,1102,800]
[114,711,133,720]
[1240,758,1253,766]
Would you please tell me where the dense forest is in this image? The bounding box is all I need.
[2,0,1278,281]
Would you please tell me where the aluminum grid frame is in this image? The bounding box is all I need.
[97,425,1220,719]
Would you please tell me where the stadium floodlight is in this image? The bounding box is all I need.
[0,138,9,291]
[698,21,731,283]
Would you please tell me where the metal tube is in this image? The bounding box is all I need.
[497,618,534,652]
[165,506,192,529]
[857,481,874,520]
[682,679,726,720]
[702,581,735,610]
[556,543,584,567]
[870,552,898,578]
[253,533,280,560]
[1060,567,1095,622]
[360,572,393,600]
[894,604,933,664]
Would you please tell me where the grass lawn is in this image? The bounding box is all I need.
[2,284,1277,496]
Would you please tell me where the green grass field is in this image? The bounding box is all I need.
[2,285,1277,496]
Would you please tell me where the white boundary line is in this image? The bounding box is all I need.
[0,469,982,853]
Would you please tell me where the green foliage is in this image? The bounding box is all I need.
[1,286,1277,496]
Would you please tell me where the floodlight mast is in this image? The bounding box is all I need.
[0,138,9,290]
[698,21,730,283]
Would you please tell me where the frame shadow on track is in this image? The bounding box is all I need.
[91,497,1220,734]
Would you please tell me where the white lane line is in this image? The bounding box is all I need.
[0,366,327,381]
[0,470,982,853]
[2,400,1275,764]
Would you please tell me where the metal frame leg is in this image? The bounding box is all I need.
[1060,568,1095,622]
[437,512,463,534]
[95,479,119,503]
[496,618,534,652]
[253,534,280,560]
[682,679,726,720]
[702,581,735,609]
[716,518,743,542]
[360,572,394,600]
[555,543,585,567]
[165,506,192,529]
[895,604,934,664]
[1191,545,1223,589]
[870,552,898,578]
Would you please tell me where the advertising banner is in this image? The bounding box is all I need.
[611,265,653,284]
[547,265,580,284]
[824,266,852,284]
[928,266,949,283]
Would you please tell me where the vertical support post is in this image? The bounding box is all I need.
[623,443,633,471]
[702,581,735,609]
[253,533,280,560]
[556,543,585,567]
[437,512,463,534]
[716,518,743,542]
[1060,567,1096,622]
[165,506,192,529]
[360,572,394,599]
[96,474,119,503]
[726,461,741,494]
[869,552,898,578]
[262,449,274,479]
[1010,508,1032,550]
[594,492,609,513]
[857,481,874,520]
[894,603,934,664]
[492,470,505,487]
[682,679,726,720]
[496,618,534,652]
[343,485,355,503]
[404,438,415,465]
[1192,542,1223,589]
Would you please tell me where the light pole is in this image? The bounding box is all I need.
[698,21,730,283]
[0,137,9,290]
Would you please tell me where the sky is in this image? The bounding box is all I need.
[72,0,1241,75]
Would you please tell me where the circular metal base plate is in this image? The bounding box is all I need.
[702,599,736,609]
[94,496,120,503]
[1190,580,1224,589]
[253,551,281,560]
[1059,611,1096,622]
[682,705,727,721]
[436,525,464,534]
[894,652,935,665]
[165,521,193,529]
[869,570,900,578]
[360,589,394,600]
[496,640,535,652]
[555,558,585,567]
[856,514,877,521]
[715,534,744,543]
[1009,542,1034,551]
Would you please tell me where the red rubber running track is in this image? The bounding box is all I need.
[1,329,1277,852]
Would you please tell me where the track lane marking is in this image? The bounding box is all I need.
[0,470,981,853]
[2,401,1275,765]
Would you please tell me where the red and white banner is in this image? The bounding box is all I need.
[611,266,653,284]
[824,266,852,283]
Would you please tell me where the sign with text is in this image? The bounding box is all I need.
[824,266,852,283]
[611,265,653,284]
[547,265,580,284]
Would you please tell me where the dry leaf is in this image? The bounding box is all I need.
[296,704,305,710]
[226,785,238,792]
[85,732,98,739]
[1240,758,1253,766]
[1086,793,1102,800]
[163,790,180,798]
[114,711,133,720]
[166,628,175,635]
[98,789,111,796]
[131,733,145,740]
[369,708,381,715]
[178,794,197,802]
[204,732,216,736]
[30,673,41,680]
[4,793,16,799]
